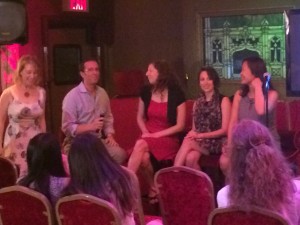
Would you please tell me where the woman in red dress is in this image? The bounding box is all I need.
[127,60,186,199]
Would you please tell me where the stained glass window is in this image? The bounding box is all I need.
[203,13,285,79]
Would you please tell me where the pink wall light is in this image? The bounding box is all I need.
[0,44,20,90]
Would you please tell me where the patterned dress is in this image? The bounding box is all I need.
[193,92,225,154]
[3,88,45,178]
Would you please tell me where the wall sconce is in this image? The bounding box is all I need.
[62,0,89,12]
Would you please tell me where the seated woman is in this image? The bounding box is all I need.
[63,133,138,225]
[227,56,279,143]
[18,133,69,205]
[127,60,186,198]
[220,56,279,175]
[174,67,231,169]
[217,119,300,225]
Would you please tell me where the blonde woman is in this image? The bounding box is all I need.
[0,55,46,178]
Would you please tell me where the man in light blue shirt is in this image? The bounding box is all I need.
[61,58,127,164]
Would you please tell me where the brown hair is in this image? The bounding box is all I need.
[78,58,99,72]
[150,60,176,92]
[14,55,40,85]
[239,56,274,97]
[198,66,220,90]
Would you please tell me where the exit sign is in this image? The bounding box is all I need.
[63,0,89,12]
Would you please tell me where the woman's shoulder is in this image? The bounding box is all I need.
[293,178,300,191]
[269,89,278,99]
[231,90,242,103]
[1,85,15,101]
[1,85,14,95]
[217,185,230,208]
[220,95,231,105]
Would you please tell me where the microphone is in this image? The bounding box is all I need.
[263,72,271,92]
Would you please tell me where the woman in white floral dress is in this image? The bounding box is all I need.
[0,55,46,178]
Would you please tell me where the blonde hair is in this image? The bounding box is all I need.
[14,55,40,85]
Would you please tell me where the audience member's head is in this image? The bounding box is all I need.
[65,132,136,217]
[18,133,67,200]
[228,119,294,211]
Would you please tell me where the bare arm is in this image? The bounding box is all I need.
[251,78,278,115]
[39,114,46,132]
[227,91,241,144]
[0,89,12,154]
[193,97,231,139]
[39,88,46,132]
[136,98,149,134]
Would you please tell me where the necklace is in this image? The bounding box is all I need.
[24,91,30,97]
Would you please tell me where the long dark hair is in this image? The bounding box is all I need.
[150,60,179,92]
[240,56,274,97]
[18,133,67,200]
[63,133,136,217]
[198,66,220,91]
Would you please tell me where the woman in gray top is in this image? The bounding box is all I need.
[220,56,279,175]
[228,56,279,141]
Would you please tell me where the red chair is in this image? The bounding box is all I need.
[277,101,298,160]
[0,185,53,225]
[288,100,300,131]
[56,194,122,225]
[208,206,289,225]
[0,157,18,188]
[154,166,215,225]
[110,97,140,153]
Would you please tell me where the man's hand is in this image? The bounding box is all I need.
[90,117,104,132]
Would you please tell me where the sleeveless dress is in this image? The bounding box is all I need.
[238,95,280,146]
[193,93,225,154]
[142,100,179,161]
[3,88,45,178]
